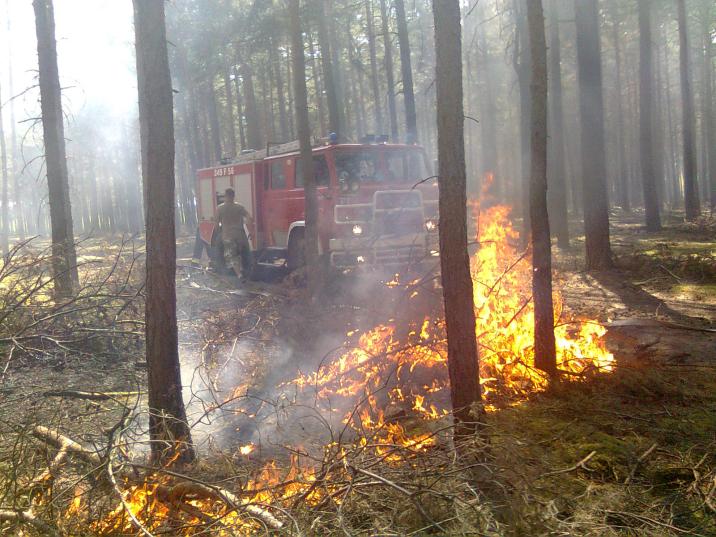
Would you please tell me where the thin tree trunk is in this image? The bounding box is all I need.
[223,66,237,157]
[611,14,630,212]
[132,0,194,465]
[702,11,715,209]
[527,0,556,375]
[348,27,367,137]
[638,0,661,230]
[6,0,23,241]
[380,0,399,140]
[395,0,417,142]
[478,27,500,198]
[271,38,289,141]
[232,65,247,151]
[241,63,264,150]
[0,78,8,258]
[366,0,382,133]
[316,0,343,139]
[546,0,569,248]
[513,0,531,242]
[677,0,701,219]
[33,0,79,295]
[308,37,327,135]
[289,0,320,299]
[206,79,223,162]
[432,0,481,437]
[574,0,613,270]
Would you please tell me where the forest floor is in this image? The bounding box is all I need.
[1,210,715,536]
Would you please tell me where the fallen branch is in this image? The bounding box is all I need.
[625,443,658,485]
[42,389,139,402]
[161,481,284,530]
[539,451,597,479]
[0,508,60,537]
[32,425,102,466]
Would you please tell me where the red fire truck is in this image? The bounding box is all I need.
[193,138,438,276]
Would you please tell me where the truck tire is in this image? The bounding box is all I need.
[286,229,306,272]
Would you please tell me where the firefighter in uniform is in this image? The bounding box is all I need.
[216,187,253,280]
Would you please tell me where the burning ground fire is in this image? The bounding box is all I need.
[84,203,613,534]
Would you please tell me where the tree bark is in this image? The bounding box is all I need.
[290,0,321,299]
[271,38,290,141]
[527,0,557,375]
[6,0,23,240]
[132,0,194,465]
[241,63,264,150]
[546,0,569,248]
[0,78,8,258]
[223,66,237,157]
[677,0,701,220]
[232,65,247,151]
[316,0,343,139]
[33,0,79,296]
[206,78,223,163]
[638,0,662,230]
[513,0,531,243]
[574,0,613,270]
[366,0,382,134]
[380,0,399,140]
[432,0,481,437]
[610,12,630,212]
[702,8,715,209]
[395,0,417,142]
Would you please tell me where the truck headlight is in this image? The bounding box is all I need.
[352,224,363,236]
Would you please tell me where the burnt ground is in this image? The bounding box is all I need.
[1,212,715,535]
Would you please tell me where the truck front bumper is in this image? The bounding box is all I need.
[329,233,429,268]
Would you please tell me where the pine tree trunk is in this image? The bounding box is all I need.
[232,65,247,151]
[527,0,556,375]
[513,0,531,243]
[223,67,237,157]
[546,0,569,248]
[702,11,715,209]
[638,0,662,230]
[677,0,701,220]
[366,0,382,134]
[316,0,343,139]
[241,63,264,150]
[289,0,320,299]
[5,2,23,241]
[395,0,417,142]
[611,15,630,212]
[206,79,223,162]
[132,0,194,465]
[0,78,8,258]
[432,0,481,437]
[574,0,613,270]
[271,38,290,141]
[33,0,78,296]
[380,0,399,140]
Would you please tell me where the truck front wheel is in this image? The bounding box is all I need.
[286,230,305,272]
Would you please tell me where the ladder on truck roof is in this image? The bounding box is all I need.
[218,138,333,167]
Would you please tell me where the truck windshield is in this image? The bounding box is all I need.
[334,148,428,185]
[384,149,430,184]
[335,151,380,184]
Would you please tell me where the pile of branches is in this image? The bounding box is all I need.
[0,237,145,371]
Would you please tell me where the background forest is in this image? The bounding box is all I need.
[0,0,714,241]
[0,0,715,536]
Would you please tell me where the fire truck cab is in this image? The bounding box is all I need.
[194,139,438,275]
